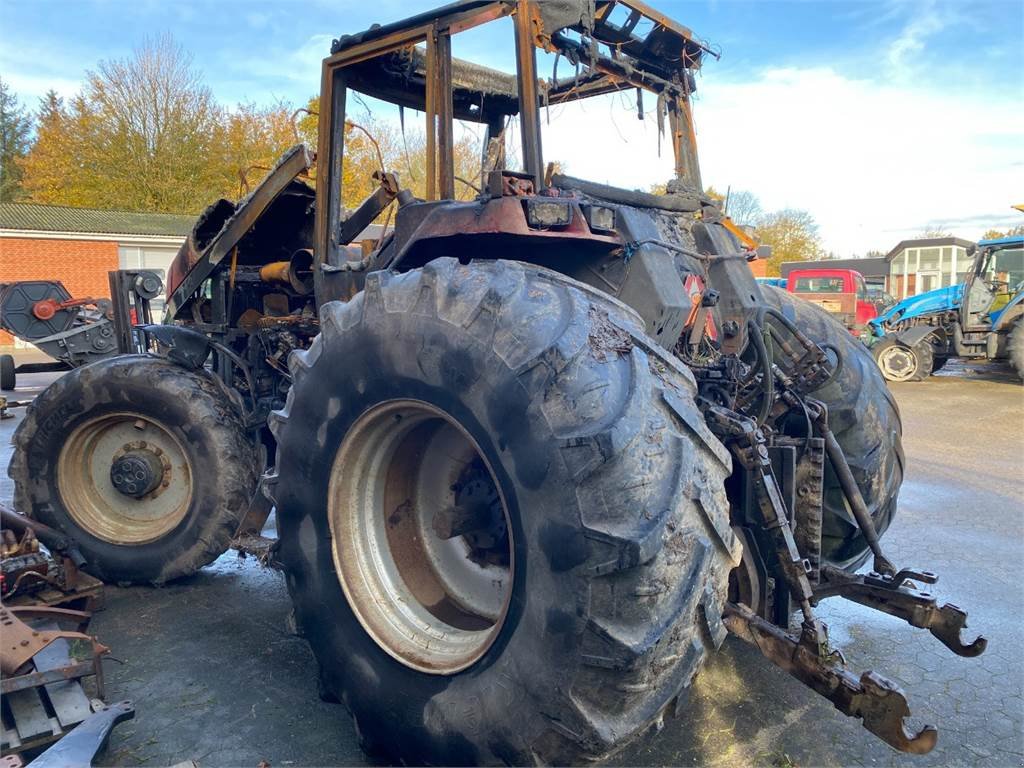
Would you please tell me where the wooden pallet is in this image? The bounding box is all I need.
[5,572,104,614]
[1,621,98,757]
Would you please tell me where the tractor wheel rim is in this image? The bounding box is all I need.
[878,345,917,382]
[58,413,193,545]
[329,399,514,675]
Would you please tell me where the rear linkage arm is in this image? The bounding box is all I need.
[801,397,986,658]
[703,403,953,754]
[723,602,938,754]
[815,566,987,657]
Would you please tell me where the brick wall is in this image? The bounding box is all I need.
[0,237,119,346]
[747,258,769,278]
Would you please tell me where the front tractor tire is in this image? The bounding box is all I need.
[871,337,932,382]
[10,356,259,584]
[271,258,740,766]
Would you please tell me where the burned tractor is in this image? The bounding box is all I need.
[9,1,984,764]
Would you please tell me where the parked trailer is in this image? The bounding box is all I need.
[10,1,984,763]
[868,235,1024,381]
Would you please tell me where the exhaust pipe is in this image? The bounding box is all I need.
[259,249,314,295]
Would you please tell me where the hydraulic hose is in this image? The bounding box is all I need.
[746,320,774,426]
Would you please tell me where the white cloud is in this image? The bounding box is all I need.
[540,65,1023,255]
[886,0,952,75]
[0,71,81,105]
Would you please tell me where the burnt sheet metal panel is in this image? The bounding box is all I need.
[613,207,689,349]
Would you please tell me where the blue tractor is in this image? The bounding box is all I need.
[868,235,1024,381]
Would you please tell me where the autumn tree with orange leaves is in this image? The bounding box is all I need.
[18,35,482,216]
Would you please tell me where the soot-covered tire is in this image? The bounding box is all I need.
[1009,318,1024,381]
[763,287,904,569]
[270,258,740,766]
[10,355,259,584]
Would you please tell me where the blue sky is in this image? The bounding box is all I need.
[2,0,1022,254]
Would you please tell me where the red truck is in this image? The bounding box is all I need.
[785,268,889,333]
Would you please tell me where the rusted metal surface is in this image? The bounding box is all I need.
[815,566,987,657]
[166,144,314,320]
[724,602,939,754]
[388,194,620,269]
[0,660,98,696]
[0,604,105,676]
[513,0,543,187]
[51,1,987,760]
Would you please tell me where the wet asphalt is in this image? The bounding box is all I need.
[2,355,1022,767]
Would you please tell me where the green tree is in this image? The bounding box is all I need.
[215,101,297,198]
[22,34,221,212]
[755,209,823,275]
[0,77,33,202]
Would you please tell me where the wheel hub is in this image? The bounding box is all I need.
[110,449,164,498]
[329,400,514,675]
[879,345,916,381]
[58,414,193,545]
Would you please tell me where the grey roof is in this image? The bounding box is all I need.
[780,257,889,279]
[0,203,194,237]
[883,237,974,262]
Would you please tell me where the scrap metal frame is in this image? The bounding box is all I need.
[315,0,710,268]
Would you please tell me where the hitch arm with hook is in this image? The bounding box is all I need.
[815,566,987,657]
[723,601,938,754]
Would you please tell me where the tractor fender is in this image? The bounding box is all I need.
[894,325,937,348]
[137,325,212,370]
[990,292,1024,333]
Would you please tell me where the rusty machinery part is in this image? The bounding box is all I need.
[58,416,192,545]
[1,502,87,568]
[723,602,938,754]
[0,604,107,677]
[814,566,986,658]
[269,259,739,765]
[6,0,987,761]
[258,249,315,295]
[0,527,51,601]
[22,700,135,768]
[9,356,259,584]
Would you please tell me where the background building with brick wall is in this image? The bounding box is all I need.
[0,203,194,346]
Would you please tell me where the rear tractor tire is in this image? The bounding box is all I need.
[10,355,259,584]
[270,258,741,766]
